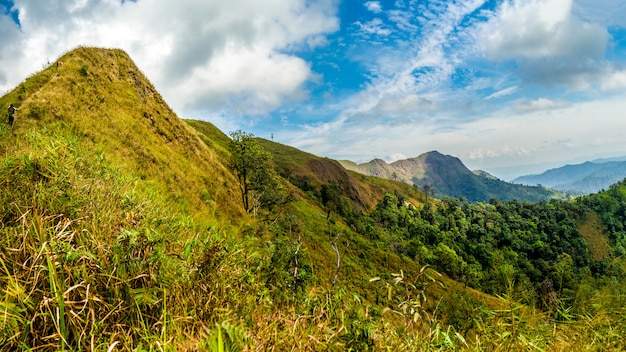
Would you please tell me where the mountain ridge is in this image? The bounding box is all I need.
[340,151,558,202]
[513,160,626,194]
[1,47,624,350]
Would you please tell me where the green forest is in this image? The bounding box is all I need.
[1,47,625,351]
[352,188,624,310]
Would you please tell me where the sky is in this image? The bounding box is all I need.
[0,0,626,179]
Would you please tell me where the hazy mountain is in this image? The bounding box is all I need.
[340,151,557,202]
[513,160,626,195]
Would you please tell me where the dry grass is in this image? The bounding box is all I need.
[1,47,625,351]
[577,211,612,261]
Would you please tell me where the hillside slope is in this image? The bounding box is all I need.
[257,138,429,210]
[0,47,445,349]
[0,47,273,349]
[341,151,558,202]
[1,47,625,351]
[1,47,242,220]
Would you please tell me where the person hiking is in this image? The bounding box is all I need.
[7,104,18,127]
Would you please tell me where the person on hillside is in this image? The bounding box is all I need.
[7,104,18,127]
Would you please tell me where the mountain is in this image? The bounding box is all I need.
[0,47,432,349]
[1,47,625,351]
[340,151,558,203]
[513,160,626,195]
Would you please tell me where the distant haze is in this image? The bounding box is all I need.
[478,153,626,181]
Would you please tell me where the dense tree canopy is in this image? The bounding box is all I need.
[337,187,625,311]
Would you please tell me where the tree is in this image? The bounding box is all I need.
[228,130,282,214]
[320,181,343,219]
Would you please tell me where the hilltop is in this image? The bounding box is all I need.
[340,151,559,202]
[1,47,243,219]
[1,47,625,351]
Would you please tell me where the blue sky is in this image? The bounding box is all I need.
[0,0,626,179]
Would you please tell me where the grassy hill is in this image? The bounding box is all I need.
[0,47,439,350]
[1,47,625,351]
[1,47,243,221]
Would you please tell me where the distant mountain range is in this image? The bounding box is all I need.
[512,160,626,195]
[340,151,558,203]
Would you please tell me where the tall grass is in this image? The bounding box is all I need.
[0,126,211,349]
[1,48,626,350]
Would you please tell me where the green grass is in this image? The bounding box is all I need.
[0,47,625,351]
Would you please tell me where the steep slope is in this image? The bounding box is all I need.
[188,123,426,212]
[514,160,626,195]
[5,47,416,349]
[342,151,557,202]
[259,140,367,209]
[1,47,625,351]
[1,47,242,220]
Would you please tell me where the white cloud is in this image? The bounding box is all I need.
[479,0,608,60]
[457,95,626,171]
[290,91,626,178]
[181,45,312,116]
[385,153,407,163]
[475,0,622,91]
[468,146,530,160]
[485,86,518,100]
[364,1,383,14]
[355,18,391,36]
[514,98,570,112]
[342,0,485,125]
[0,0,340,120]
[601,70,626,91]
[360,93,435,122]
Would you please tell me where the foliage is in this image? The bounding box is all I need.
[1,46,626,351]
[228,130,284,214]
[360,191,619,313]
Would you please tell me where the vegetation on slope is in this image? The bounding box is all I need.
[1,47,242,221]
[1,47,625,351]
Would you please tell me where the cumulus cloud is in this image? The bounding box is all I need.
[364,1,383,14]
[476,0,618,90]
[181,46,312,115]
[0,0,339,119]
[468,146,530,160]
[385,153,407,163]
[601,69,626,91]
[479,0,608,60]
[516,58,612,89]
